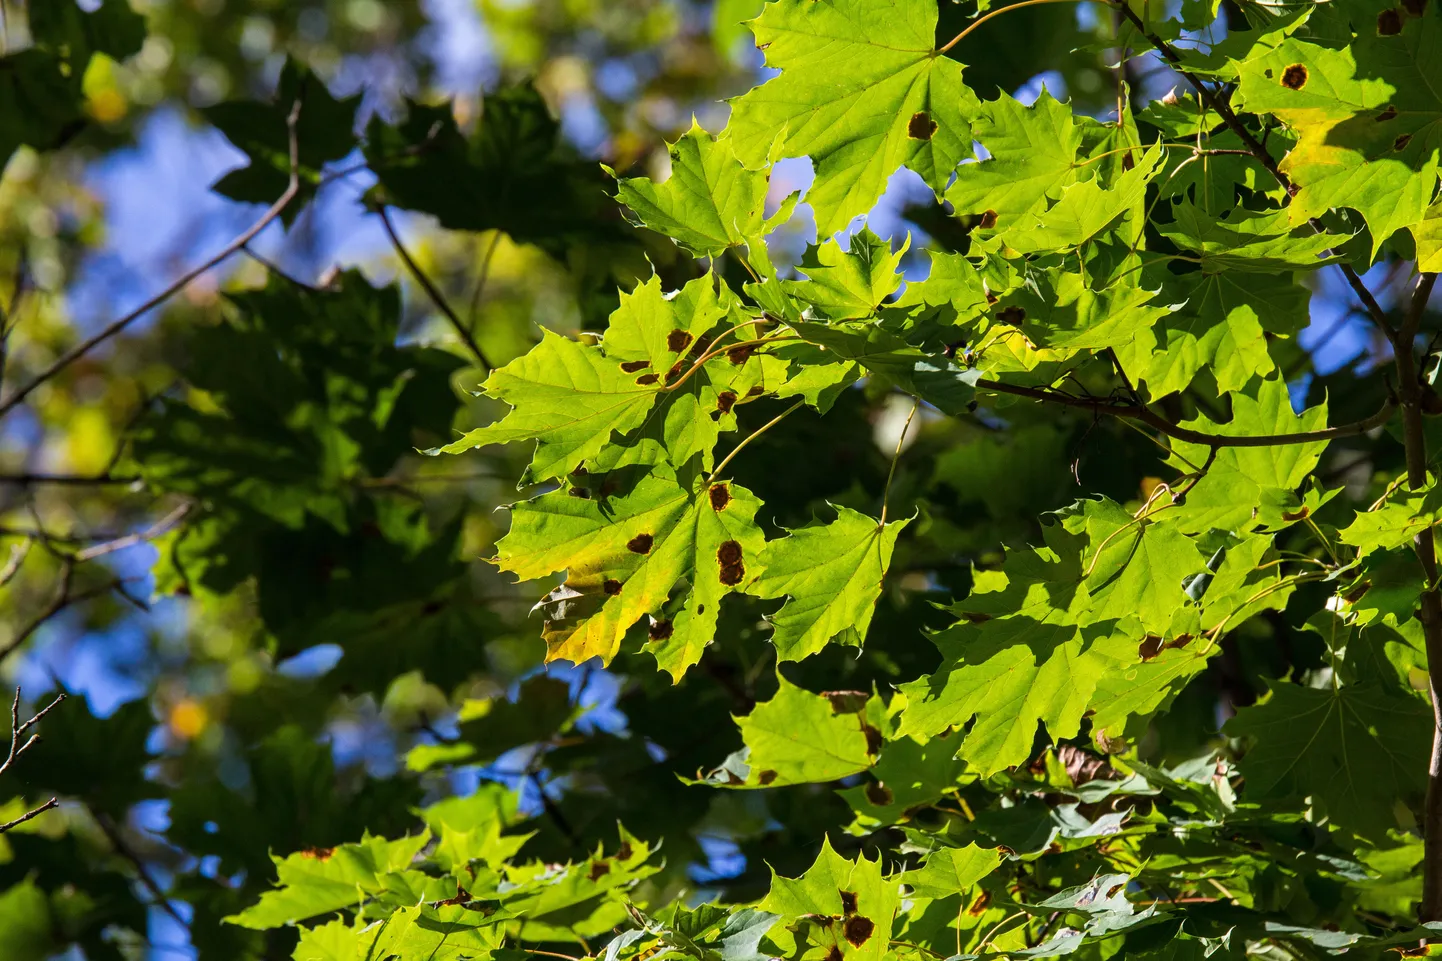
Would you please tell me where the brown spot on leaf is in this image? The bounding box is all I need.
[840,890,858,916]
[747,384,765,396]
[1343,580,1372,604]
[996,305,1026,325]
[667,329,693,353]
[1281,64,1308,89]
[727,344,756,365]
[627,533,653,554]
[1281,506,1311,521]
[1122,152,1136,171]
[985,290,998,304]
[979,209,998,230]
[603,579,623,595]
[1378,7,1404,34]
[843,916,875,947]
[968,890,992,916]
[716,390,738,415]
[961,611,992,623]
[1138,634,1164,661]
[648,618,673,641]
[300,847,335,861]
[1395,133,1414,151]
[617,841,633,860]
[1403,0,1427,12]
[826,946,843,961]
[863,724,883,756]
[620,360,650,373]
[709,483,731,511]
[664,359,687,383]
[907,111,938,140]
[569,487,590,498]
[588,861,610,881]
[757,769,778,785]
[1377,104,1399,122]
[717,540,745,585]
[864,780,894,806]
[636,373,660,386]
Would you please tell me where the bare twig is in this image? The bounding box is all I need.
[0,687,66,834]
[376,205,491,369]
[0,473,133,486]
[0,94,308,420]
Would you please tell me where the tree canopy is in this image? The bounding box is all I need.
[4,1,1442,960]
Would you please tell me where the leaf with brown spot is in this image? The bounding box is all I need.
[843,916,874,947]
[1281,64,1308,89]
[760,837,897,961]
[709,483,731,511]
[1378,7,1403,35]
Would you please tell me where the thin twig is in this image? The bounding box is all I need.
[0,797,57,833]
[0,96,309,420]
[376,205,490,368]
[939,0,1094,54]
[74,503,190,562]
[0,473,133,486]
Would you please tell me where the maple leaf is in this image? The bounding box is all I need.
[728,0,978,235]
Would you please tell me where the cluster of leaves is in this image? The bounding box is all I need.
[6,0,1442,960]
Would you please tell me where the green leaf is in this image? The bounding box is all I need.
[753,506,910,661]
[226,832,430,929]
[496,469,766,674]
[1341,482,1442,557]
[783,229,907,320]
[1226,681,1432,837]
[1413,201,1442,271]
[612,122,786,258]
[435,329,658,482]
[905,845,1003,900]
[1235,22,1442,254]
[699,676,880,788]
[760,837,898,961]
[946,91,1084,232]
[728,0,977,235]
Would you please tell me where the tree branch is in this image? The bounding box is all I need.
[375,205,491,369]
[976,377,1395,448]
[0,687,66,834]
[92,807,188,926]
[0,94,307,420]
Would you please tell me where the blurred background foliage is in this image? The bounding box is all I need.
[0,0,1412,959]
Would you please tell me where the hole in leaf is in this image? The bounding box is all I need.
[1281,64,1308,89]
[648,618,673,640]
